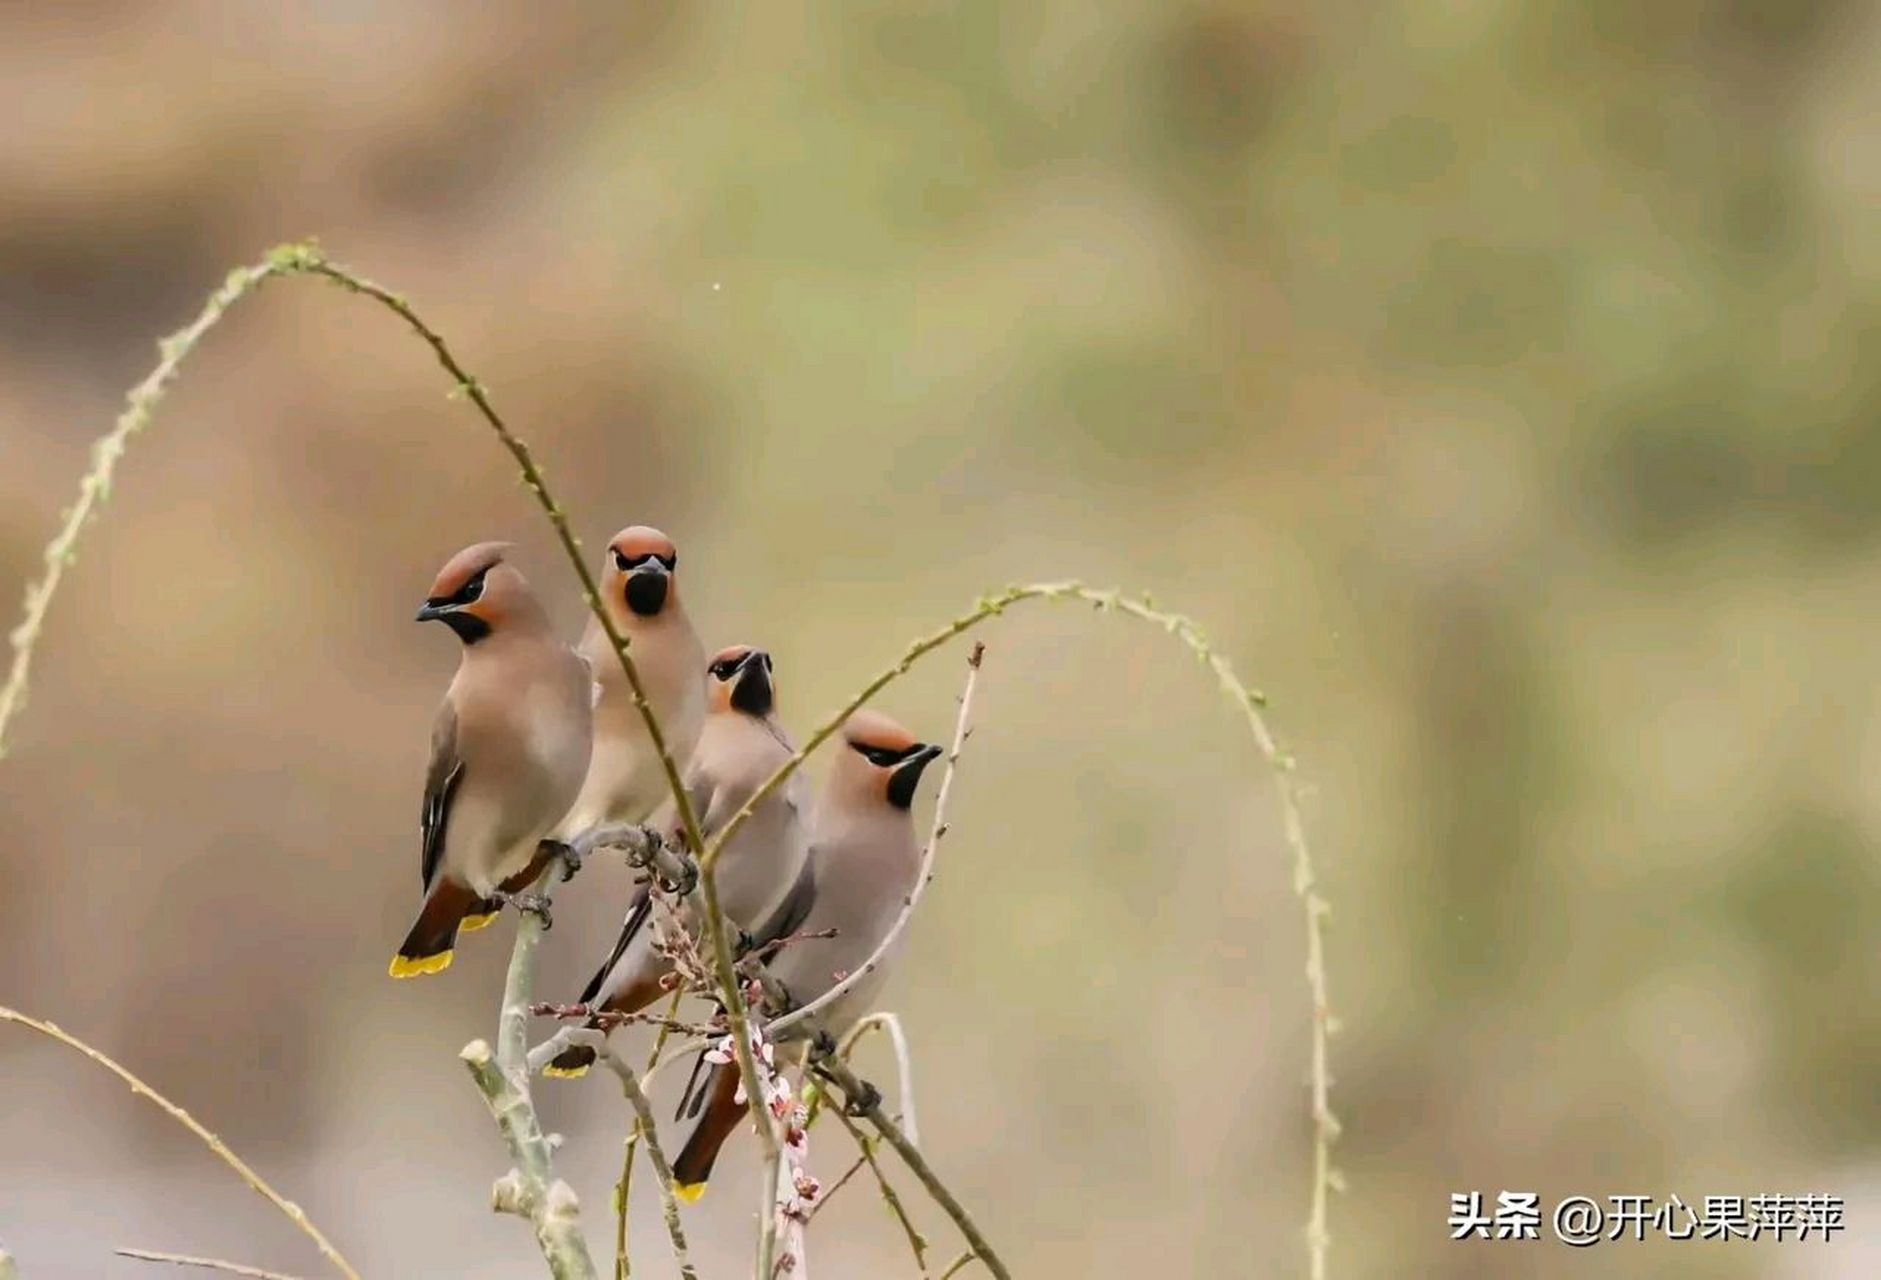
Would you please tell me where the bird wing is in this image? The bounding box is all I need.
[420,703,466,891]
[577,883,652,1004]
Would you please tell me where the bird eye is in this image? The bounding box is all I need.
[660,553,677,572]
[452,570,488,606]
[709,660,734,680]
[612,549,631,572]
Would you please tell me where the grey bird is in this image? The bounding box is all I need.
[557,525,707,838]
[544,644,812,1077]
[391,542,594,977]
[667,709,941,1198]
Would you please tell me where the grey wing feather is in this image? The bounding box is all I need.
[419,704,465,891]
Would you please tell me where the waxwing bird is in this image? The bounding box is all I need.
[556,525,707,838]
[390,542,595,978]
[667,710,941,1199]
[544,644,812,1078]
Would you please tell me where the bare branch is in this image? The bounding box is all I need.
[461,895,599,1280]
[835,1013,920,1146]
[829,1108,929,1278]
[530,1002,719,1039]
[812,1053,1009,1280]
[0,255,290,758]
[116,1248,306,1279]
[615,987,685,1280]
[937,1250,979,1279]
[587,1040,697,1280]
[0,1007,359,1279]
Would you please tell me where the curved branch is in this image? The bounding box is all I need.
[0,1007,359,1280]
[836,1012,920,1146]
[0,255,290,757]
[705,581,1337,1275]
[116,1248,306,1279]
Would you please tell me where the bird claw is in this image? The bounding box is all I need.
[842,1080,882,1117]
[659,858,698,899]
[808,1029,838,1060]
[550,840,582,882]
[495,890,554,929]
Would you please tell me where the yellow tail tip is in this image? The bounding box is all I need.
[674,1181,706,1204]
[460,911,499,933]
[541,1062,590,1080]
[388,950,454,978]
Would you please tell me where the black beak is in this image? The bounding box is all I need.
[729,649,775,716]
[886,743,942,810]
[416,599,490,644]
[624,561,670,617]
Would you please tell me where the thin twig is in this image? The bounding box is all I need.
[830,1108,930,1277]
[836,1013,920,1146]
[0,256,290,758]
[0,1007,358,1279]
[531,1002,718,1039]
[802,1152,869,1225]
[115,1249,305,1279]
[937,1250,978,1279]
[589,1041,698,1280]
[766,645,984,1044]
[812,1054,1006,1280]
[803,1012,919,1227]
[617,987,685,1280]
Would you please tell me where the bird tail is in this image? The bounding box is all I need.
[460,897,502,932]
[670,1062,749,1201]
[389,881,476,977]
[542,1023,601,1079]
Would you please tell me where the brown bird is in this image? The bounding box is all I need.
[390,542,594,978]
[544,644,812,1078]
[556,525,706,838]
[668,709,940,1198]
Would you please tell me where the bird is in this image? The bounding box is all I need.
[556,525,707,840]
[543,644,813,1078]
[390,542,595,978]
[667,709,941,1199]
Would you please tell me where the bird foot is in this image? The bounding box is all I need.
[494,890,554,929]
[842,1080,883,1117]
[807,1028,838,1061]
[658,857,698,899]
[545,839,582,882]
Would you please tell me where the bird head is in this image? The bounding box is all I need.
[836,710,941,810]
[707,645,776,717]
[416,541,533,644]
[601,526,679,621]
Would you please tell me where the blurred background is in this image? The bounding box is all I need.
[1,2,1877,1277]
